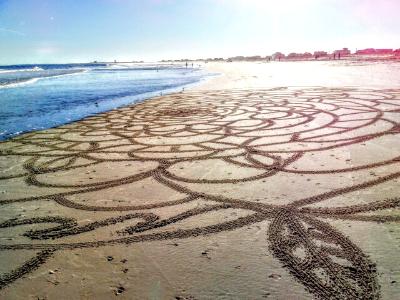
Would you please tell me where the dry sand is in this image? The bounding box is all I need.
[197,60,400,90]
[0,60,400,299]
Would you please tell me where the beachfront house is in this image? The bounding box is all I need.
[272,52,285,60]
[286,52,313,60]
[313,51,328,59]
[356,48,394,55]
[334,48,351,57]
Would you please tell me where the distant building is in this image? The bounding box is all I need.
[376,49,393,55]
[375,49,393,55]
[394,49,400,56]
[356,48,393,55]
[286,52,313,59]
[272,52,285,60]
[227,56,268,62]
[334,48,351,56]
[313,51,328,59]
[246,56,263,61]
[356,48,374,55]
[228,56,245,61]
[287,53,301,59]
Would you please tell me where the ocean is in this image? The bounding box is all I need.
[0,63,211,140]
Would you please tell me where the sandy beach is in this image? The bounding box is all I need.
[1,60,400,299]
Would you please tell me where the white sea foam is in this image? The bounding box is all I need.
[0,67,44,74]
[0,78,40,89]
[0,69,86,89]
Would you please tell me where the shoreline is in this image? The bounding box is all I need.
[3,58,400,143]
[196,60,400,90]
[0,66,215,142]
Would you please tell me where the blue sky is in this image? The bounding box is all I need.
[0,0,399,64]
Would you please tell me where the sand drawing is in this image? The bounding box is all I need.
[1,87,399,299]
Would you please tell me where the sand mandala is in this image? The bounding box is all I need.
[0,87,399,299]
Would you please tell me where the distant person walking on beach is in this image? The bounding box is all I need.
[185,61,188,68]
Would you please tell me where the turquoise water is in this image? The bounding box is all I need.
[0,63,210,140]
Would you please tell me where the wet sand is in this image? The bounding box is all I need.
[1,61,400,299]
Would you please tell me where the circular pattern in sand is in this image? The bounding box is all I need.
[1,87,399,298]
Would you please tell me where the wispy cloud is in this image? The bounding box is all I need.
[0,27,25,36]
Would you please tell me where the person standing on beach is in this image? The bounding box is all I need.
[185,61,188,68]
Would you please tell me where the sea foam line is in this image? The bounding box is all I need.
[0,69,87,89]
[0,78,40,89]
[0,67,44,74]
